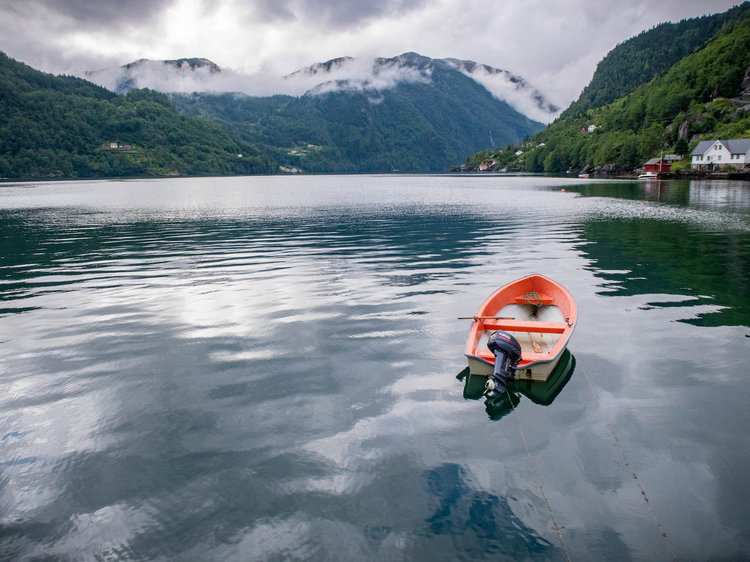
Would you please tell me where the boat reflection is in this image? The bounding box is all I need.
[457,349,576,421]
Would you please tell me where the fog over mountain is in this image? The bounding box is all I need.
[86,52,561,123]
[1,0,739,114]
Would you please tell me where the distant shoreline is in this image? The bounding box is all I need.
[3,169,750,183]
[451,166,750,181]
[598,170,750,181]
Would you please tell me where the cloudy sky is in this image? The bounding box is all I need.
[0,0,742,108]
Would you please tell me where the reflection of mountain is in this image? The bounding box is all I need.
[0,207,522,309]
[424,463,560,557]
[458,350,575,421]
[573,197,750,327]
[560,179,750,210]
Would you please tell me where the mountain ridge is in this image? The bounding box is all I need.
[562,2,750,118]
[170,54,546,173]
[0,49,543,177]
[0,51,274,178]
[87,51,560,123]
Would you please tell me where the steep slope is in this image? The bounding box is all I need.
[562,2,750,118]
[0,52,274,178]
[442,57,559,121]
[463,6,750,174]
[170,52,546,173]
[284,52,559,123]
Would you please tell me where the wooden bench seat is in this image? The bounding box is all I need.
[481,319,567,334]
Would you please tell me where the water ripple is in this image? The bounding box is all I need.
[1,176,749,560]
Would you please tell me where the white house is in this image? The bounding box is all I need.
[691,139,750,169]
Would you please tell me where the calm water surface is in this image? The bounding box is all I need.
[1,175,749,560]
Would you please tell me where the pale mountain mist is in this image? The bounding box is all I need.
[86,52,559,123]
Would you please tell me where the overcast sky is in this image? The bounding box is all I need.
[0,0,742,108]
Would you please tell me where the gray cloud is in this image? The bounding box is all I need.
[0,0,742,110]
[300,0,426,27]
[0,0,176,29]
[245,0,426,26]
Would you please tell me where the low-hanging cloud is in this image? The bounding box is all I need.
[82,53,574,124]
[444,59,560,123]
[86,54,436,99]
[0,0,742,113]
[287,55,433,96]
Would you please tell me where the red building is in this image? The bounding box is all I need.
[643,154,681,172]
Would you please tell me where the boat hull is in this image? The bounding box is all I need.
[460,349,576,403]
[466,352,562,381]
[464,274,577,382]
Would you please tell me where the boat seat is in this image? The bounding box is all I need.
[481,319,567,334]
[512,293,554,306]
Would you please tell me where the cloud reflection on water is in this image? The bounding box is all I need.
[1,175,749,559]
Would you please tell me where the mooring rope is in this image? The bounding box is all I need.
[522,291,544,307]
[577,364,676,560]
[505,387,572,561]
[524,276,544,307]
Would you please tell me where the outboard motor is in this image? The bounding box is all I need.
[484,330,522,398]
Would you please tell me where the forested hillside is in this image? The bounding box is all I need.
[171,54,544,173]
[464,7,750,174]
[562,2,750,118]
[0,49,543,178]
[0,53,274,178]
[5,2,749,180]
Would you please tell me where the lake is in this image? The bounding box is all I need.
[1,175,749,560]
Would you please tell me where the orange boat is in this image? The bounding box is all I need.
[464,274,577,382]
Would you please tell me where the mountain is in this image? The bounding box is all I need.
[562,2,750,119]
[88,51,559,124]
[285,56,354,78]
[77,51,554,174]
[0,49,547,177]
[442,57,559,120]
[86,57,223,95]
[462,4,750,174]
[0,52,274,178]
[283,52,559,123]
[166,52,548,173]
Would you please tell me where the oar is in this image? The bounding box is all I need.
[528,332,542,353]
[457,316,515,320]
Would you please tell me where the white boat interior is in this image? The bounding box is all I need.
[476,303,564,356]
